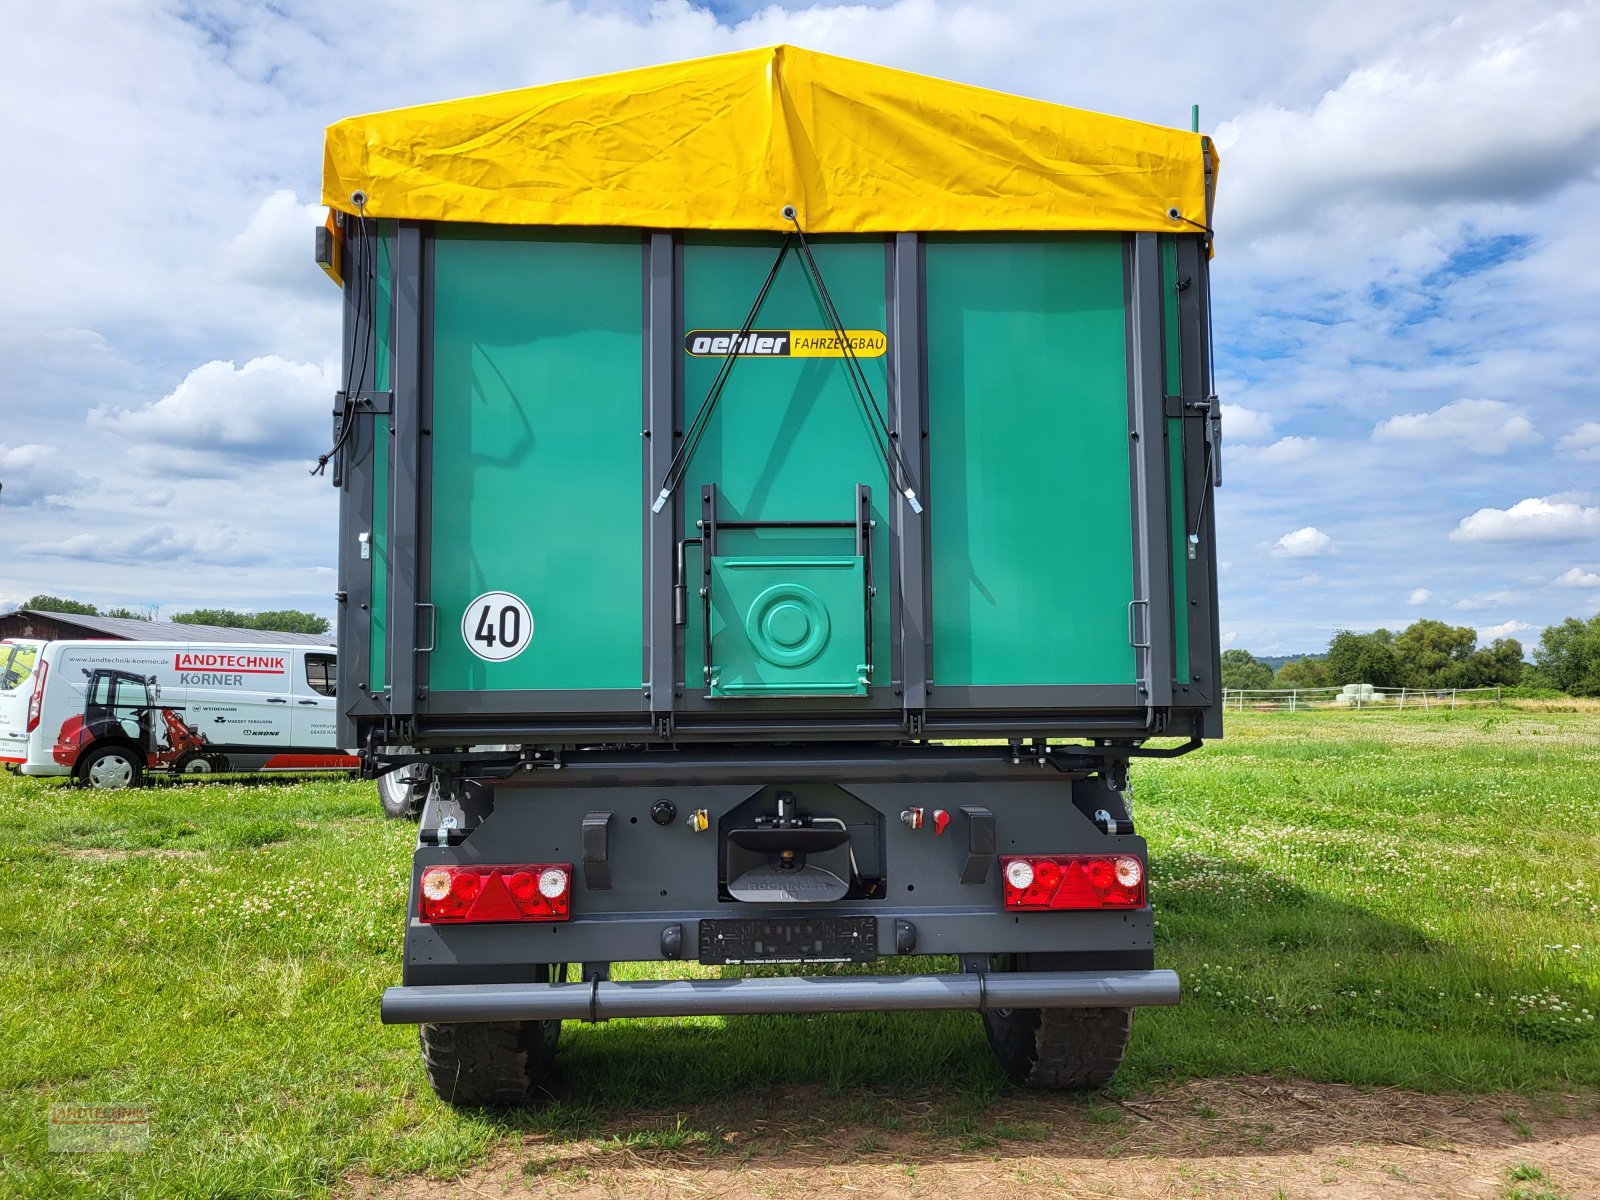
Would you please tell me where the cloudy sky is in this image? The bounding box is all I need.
[1,0,1596,655]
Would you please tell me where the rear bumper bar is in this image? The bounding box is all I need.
[381,968,1180,1024]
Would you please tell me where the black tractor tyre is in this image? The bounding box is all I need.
[418,967,562,1106]
[418,1020,560,1107]
[76,743,146,790]
[981,955,1134,1090]
[376,749,430,820]
[172,752,214,776]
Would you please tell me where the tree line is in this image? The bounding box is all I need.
[18,594,330,636]
[1222,613,1600,697]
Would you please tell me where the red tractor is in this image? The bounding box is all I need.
[53,667,228,788]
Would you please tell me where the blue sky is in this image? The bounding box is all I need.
[1,0,1597,655]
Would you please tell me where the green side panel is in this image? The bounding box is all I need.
[375,221,393,392]
[369,223,393,695]
[925,235,1134,687]
[426,228,644,692]
[1160,236,1190,684]
[681,236,890,694]
[709,556,867,697]
[1160,237,1180,397]
[369,414,390,695]
[1167,419,1190,684]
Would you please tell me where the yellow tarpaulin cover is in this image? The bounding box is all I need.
[323,45,1214,236]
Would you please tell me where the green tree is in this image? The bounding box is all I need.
[249,610,331,635]
[24,594,98,615]
[1465,638,1524,687]
[1324,628,1402,688]
[103,607,151,620]
[1532,615,1600,697]
[169,608,329,635]
[1220,648,1274,690]
[1393,619,1477,688]
[170,608,251,628]
[1274,657,1332,689]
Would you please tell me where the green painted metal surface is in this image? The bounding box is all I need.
[680,236,890,694]
[925,235,1135,687]
[369,224,393,695]
[1161,236,1190,684]
[709,556,867,696]
[426,227,644,692]
[375,222,393,393]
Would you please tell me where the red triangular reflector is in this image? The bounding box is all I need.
[464,872,522,922]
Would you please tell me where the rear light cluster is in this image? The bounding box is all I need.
[26,660,47,732]
[418,863,572,924]
[1000,854,1145,910]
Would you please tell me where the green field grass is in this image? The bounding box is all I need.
[1,707,1596,1198]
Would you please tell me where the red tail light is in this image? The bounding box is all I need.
[417,863,571,924]
[26,659,48,732]
[1000,854,1145,910]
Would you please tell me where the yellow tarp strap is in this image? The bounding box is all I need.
[323,45,1215,237]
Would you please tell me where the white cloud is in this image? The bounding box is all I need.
[1222,403,1275,444]
[1450,497,1600,544]
[1408,588,1431,605]
[1236,435,1318,466]
[1454,590,1521,612]
[22,525,256,566]
[1373,398,1540,455]
[218,190,329,293]
[1555,567,1600,588]
[1273,526,1334,557]
[1477,619,1532,642]
[90,356,335,473]
[1213,5,1600,237]
[0,442,90,508]
[1,443,54,501]
[1557,422,1600,462]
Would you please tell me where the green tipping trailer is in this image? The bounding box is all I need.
[321,46,1221,1104]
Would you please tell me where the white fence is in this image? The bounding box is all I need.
[1221,685,1505,713]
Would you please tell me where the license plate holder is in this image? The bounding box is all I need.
[698,916,877,965]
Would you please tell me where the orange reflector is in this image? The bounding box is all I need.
[315,209,343,287]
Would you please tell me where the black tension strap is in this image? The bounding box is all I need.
[651,233,794,513]
[312,207,375,478]
[785,208,922,514]
[649,208,924,516]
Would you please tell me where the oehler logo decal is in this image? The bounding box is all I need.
[684,329,887,358]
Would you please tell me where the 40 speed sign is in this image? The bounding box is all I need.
[462,591,534,662]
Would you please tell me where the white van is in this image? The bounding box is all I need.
[0,639,356,788]
[0,639,46,765]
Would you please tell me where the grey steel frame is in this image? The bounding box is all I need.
[383,969,1180,1023]
[335,219,396,746]
[332,224,1223,751]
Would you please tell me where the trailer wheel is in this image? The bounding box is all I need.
[173,752,213,775]
[981,956,1133,1090]
[418,967,562,1106]
[377,749,430,820]
[77,744,145,790]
